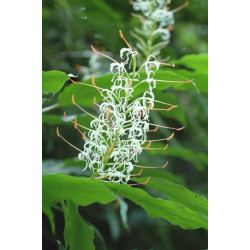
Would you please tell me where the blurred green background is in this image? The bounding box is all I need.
[42,0,208,249]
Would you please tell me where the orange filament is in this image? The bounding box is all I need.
[156,78,194,84]
[149,123,185,131]
[145,144,168,151]
[63,111,91,132]
[103,144,115,160]
[92,75,102,96]
[172,1,189,13]
[70,78,105,91]
[154,99,178,108]
[91,45,118,63]
[72,95,97,119]
[106,108,111,128]
[148,126,159,133]
[134,161,168,169]
[160,62,175,67]
[130,169,143,177]
[129,79,133,88]
[134,103,152,119]
[56,127,82,152]
[146,133,175,142]
[73,119,88,140]
[119,30,132,49]
[129,177,150,186]
[151,106,175,112]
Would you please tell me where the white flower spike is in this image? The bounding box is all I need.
[57,31,192,185]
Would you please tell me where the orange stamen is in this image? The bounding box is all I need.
[63,111,91,132]
[56,127,82,152]
[151,106,175,112]
[129,177,150,186]
[72,95,97,119]
[156,78,194,84]
[103,144,115,160]
[130,169,143,177]
[145,144,168,151]
[106,108,111,128]
[119,30,132,49]
[134,161,168,169]
[172,1,189,13]
[149,123,185,131]
[91,45,118,63]
[146,133,175,142]
[154,99,178,108]
[129,79,133,88]
[160,62,175,67]
[148,126,159,133]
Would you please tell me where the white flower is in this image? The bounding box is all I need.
[153,28,171,41]
[151,9,175,28]
[78,47,160,183]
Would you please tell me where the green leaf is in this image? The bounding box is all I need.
[105,182,208,230]
[42,174,116,207]
[42,70,69,94]
[42,205,55,234]
[171,53,208,93]
[176,53,208,73]
[62,200,95,250]
[133,177,208,215]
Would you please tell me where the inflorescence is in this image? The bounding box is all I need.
[130,0,189,60]
[57,31,193,185]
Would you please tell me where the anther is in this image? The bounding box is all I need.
[56,127,82,152]
[130,169,143,177]
[72,95,97,119]
[73,119,77,129]
[72,94,75,105]
[144,142,151,149]
[154,99,178,108]
[146,133,175,142]
[129,177,150,186]
[160,62,175,67]
[103,143,115,160]
[145,144,168,151]
[63,111,91,132]
[155,78,194,84]
[151,107,175,112]
[70,78,77,84]
[148,126,159,133]
[149,123,185,131]
[129,79,132,88]
[119,30,132,49]
[91,45,118,63]
[106,108,111,128]
[172,1,189,13]
[56,126,60,137]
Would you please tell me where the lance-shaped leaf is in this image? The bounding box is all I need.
[133,177,208,215]
[42,174,116,206]
[105,181,208,230]
[61,200,95,250]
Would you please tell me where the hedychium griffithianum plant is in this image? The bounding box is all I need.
[130,0,189,62]
[56,30,193,185]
